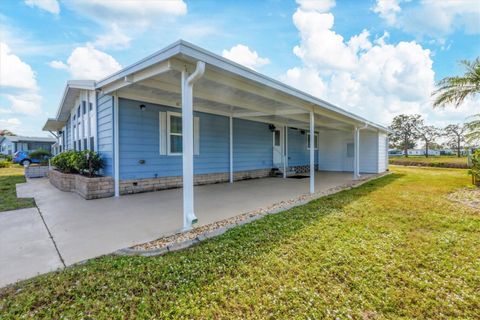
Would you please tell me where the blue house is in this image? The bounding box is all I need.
[0,135,56,156]
[43,40,389,230]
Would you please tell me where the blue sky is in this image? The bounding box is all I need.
[0,0,479,136]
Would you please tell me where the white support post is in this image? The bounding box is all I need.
[113,94,120,197]
[353,127,360,180]
[181,61,205,231]
[229,115,233,183]
[309,111,315,194]
[283,125,287,178]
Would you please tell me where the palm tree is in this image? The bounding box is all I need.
[432,58,480,108]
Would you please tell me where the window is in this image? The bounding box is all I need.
[77,106,80,118]
[89,102,92,111]
[90,137,95,151]
[274,130,281,146]
[347,143,354,158]
[82,101,86,115]
[73,141,77,151]
[307,133,318,150]
[168,113,183,155]
[83,138,87,151]
[162,111,200,156]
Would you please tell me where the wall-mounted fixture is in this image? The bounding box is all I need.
[138,159,146,164]
[269,124,276,132]
[300,130,305,135]
[139,104,146,111]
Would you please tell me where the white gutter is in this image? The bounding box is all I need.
[182,61,205,230]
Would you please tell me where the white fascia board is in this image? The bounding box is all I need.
[53,80,95,120]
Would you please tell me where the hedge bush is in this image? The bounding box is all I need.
[0,160,9,168]
[51,150,104,176]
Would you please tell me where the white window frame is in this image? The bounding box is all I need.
[307,132,319,150]
[167,111,183,156]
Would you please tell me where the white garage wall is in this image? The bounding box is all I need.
[378,132,388,173]
[319,129,387,174]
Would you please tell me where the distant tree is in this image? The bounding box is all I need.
[427,142,444,150]
[444,124,467,157]
[416,125,441,158]
[388,114,423,157]
[0,129,15,136]
[432,58,480,108]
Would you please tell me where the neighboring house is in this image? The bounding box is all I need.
[407,149,441,156]
[0,136,56,156]
[43,40,389,229]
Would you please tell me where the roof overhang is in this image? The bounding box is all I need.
[43,118,66,132]
[55,80,95,122]
[95,40,389,133]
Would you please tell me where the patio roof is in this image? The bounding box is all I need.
[95,40,388,133]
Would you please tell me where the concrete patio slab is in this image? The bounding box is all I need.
[15,172,370,268]
[0,207,63,288]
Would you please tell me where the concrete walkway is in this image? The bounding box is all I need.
[2,172,368,287]
[0,207,63,287]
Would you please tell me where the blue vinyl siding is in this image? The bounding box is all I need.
[97,93,114,176]
[118,98,229,179]
[233,119,272,171]
[287,128,319,166]
[115,98,321,180]
[65,117,71,150]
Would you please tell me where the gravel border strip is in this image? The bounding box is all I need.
[115,172,390,257]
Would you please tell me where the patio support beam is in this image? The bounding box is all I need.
[229,115,233,183]
[353,127,359,180]
[309,110,315,194]
[283,125,287,178]
[182,61,205,231]
[113,94,120,197]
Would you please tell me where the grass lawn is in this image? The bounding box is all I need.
[1,166,479,318]
[389,155,468,168]
[0,166,35,212]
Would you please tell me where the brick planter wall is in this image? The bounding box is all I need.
[25,165,50,178]
[120,169,272,195]
[48,169,114,199]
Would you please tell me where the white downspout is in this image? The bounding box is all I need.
[113,94,120,197]
[229,115,233,183]
[182,61,205,231]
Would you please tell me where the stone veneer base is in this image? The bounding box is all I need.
[120,169,272,195]
[48,169,114,200]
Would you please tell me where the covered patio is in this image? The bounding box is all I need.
[16,171,374,266]
[95,40,387,231]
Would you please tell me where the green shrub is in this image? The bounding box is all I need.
[75,150,104,177]
[50,150,79,173]
[29,149,51,160]
[0,160,9,168]
[468,150,480,186]
[50,150,104,176]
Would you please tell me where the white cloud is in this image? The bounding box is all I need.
[93,23,131,50]
[0,42,38,90]
[372,0,401,25]
[281,3,475,127]
[0,42,42,116]
[222,44,270,70]
[373,0,480,39]
[49,44,122,80]
[24,0,60,14]
[0,118,21,131]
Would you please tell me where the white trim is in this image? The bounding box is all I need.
[229,115,233,183]
[113,94,120,197]
[283,125,287,178]
[159,111,167,155]
[309,111,315,194]
[167,111,183,156]
[307,132,319,150]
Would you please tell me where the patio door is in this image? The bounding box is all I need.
[273,129,284,170]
